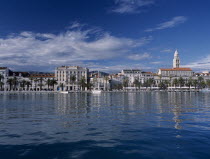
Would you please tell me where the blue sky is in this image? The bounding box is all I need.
[0,0,210,73]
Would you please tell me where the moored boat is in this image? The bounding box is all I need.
[60,91,69,94]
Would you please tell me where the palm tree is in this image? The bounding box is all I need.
[20,80,26,90]
[25,81,31,91]
[50,79,57,91]
[7,78,13,91]
[169,75,173,87]
[0,74,4,91]
[178,77,185,88]
[0,81,4,91]
[193,79,198,89]
[133,78,140,90]
[70,75,76,90]
[46,79,51,90]
[104,76,109,91]
[186,77,193,89]
[148,78,155,89]
[158,81,167,90]
[173,78,178,88]
[198,76,204,88]
[206,79,210,88]
[12,77,18,90]
[0,74,4,82]
[164,80,170,88]
[123,77,129,90]
[34,78,39,91]
[29,77,34,90]
[38,77,44,91]
[79,76,87,91]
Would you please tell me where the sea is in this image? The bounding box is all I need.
[0,92,210,159]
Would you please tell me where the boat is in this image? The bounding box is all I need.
[91,89,102,94]
[200,88,210,92]
[60,91,69,94]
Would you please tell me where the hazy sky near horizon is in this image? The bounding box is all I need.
[0,0,210,72]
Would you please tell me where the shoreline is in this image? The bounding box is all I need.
[0,89,202,94]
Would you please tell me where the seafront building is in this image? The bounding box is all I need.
[55,66,89,91]
[0,50,210,91]
[158,50,193,77]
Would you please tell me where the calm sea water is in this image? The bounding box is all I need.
[0,92,210,159]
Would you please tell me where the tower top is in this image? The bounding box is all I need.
[174,49,179,56]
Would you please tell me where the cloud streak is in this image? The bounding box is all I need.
[183,55,210,71]
[111,0,155,14]
[145,16,187,32]
[0,25,152,71]
[127,52,151,60]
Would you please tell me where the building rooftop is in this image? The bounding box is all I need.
[30,74,55,78]
[160,68,192,71]
[0,67,8,70]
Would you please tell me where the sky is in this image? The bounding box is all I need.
[0,0,210,73]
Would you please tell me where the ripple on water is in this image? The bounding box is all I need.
[0,92,210,158]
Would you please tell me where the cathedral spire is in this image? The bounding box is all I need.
[173,49,180,68]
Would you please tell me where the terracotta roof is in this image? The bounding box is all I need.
[0,67,7,70]
[30,74,55,78]
[160,68,192,71]
[142,72,153,74]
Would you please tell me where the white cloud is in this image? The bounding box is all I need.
[150,61,161,64]
[145,16,187,32]
[0,25,152,71]
[160,49,173,53]
[127,52,151,60]
[111,0,155,14]
[183,55,210,71]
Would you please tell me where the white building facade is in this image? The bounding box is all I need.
[55,66,89,91]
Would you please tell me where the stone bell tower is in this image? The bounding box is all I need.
[173,49,180,68]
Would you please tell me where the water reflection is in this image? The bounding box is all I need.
[0,92,210,158]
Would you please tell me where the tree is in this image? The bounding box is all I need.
[34,78,39,91]
[46,79,51,90]
[133,78,140,90]
[198,76,204,88]
[79,76,87,91]
[193,79,198,89]
[12,77,18,90]
[25,81,31,91]
[7,78,13,91]
[123,77,129,88]
[70,75,76,90]
[20,80,26,90]
[158,81,167,90]
[29,77,34,90]
[178,77,185,88]
[169,75,173,87]
[0,74,4,91]
[173,78,178,88]
[38,77,44,90]
[50,79,57,91]
[147,78,155,89]
[186,78,193,89]
[104,76,109,91]
[164,80,170,88]
[0,81,4,91]
[143,80,149,89]
[206,79,210,88]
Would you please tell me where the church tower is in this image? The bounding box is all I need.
[173,49,180,68]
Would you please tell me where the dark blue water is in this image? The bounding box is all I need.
[0,92,210,159]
